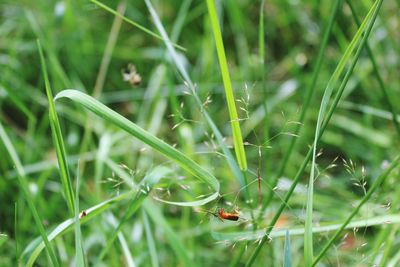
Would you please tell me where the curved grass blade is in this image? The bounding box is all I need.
[89,0,185,52]
[38,40,75,215]
[55,89,220,203]
[0,122,59,267]
[205,0,247,171]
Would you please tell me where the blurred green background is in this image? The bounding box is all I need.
[1,0,399,266]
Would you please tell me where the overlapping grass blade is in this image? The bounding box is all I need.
[21,165,168,265]
[0,122,59,267]
[55,89,220,202]
[247,0,384,265]
[97,166,171,260]
[38,40,75,215]
[205,0,247,171]
[346,0,400,137]
[143,0,248,195]
[305,0,382,264]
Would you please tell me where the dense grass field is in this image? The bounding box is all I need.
[1,0,399,266]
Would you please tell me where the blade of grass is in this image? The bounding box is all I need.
[89,0,186,52]
[346,0,400,137]
[259,0,270,190]
[142,209,160,267]
[247,0,384,265]
[212,213,400,241]
[0,122,60,267]
[97,166,171,261]
[205,0,247,171]
[55,89,220,198]
[37,39,75,215]
[312,155,400,266]
[378,225,399,267]
[283,230,292,267]
[305,0,382,264]
[74,163,85,266]
[106,213,136,267]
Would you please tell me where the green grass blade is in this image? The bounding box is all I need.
[205,0,247,171]
[22,165,168,265]
[89,0,186,51]
[312,155,400,266]
[144,0,249,191]
[305,0,381,264]
[142,209,160,267]
[212,213,400,241]
[346,0,400,137]
[0,123,60,267]
[55,89,220,198]
[37,40,75,215]
[74,163,85,267]
[98,166,171,261]
[283,230,292,267]
[247,0,384,265]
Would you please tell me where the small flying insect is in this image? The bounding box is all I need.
[122,63,141,86]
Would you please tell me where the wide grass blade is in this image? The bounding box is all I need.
[312,155,400,266]
[89,0,185,51]
[0,123,60,267]
[205,0,247,171]
[38,40,75,215]
[55,89,220,203]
